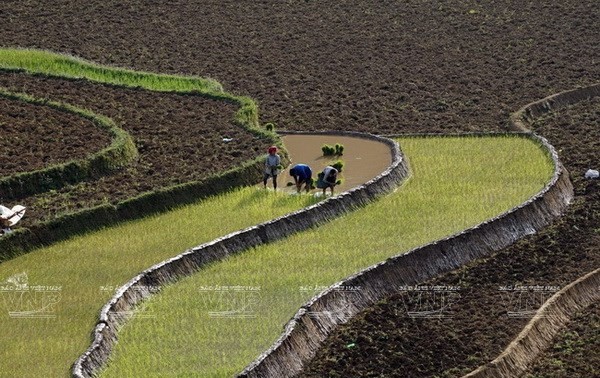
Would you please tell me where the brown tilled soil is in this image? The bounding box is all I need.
[301,100,600,377]
[0,71,266,225]
[1,1,598,135]
[0,0,599,376]
[525,301,600,378]
[0,96,110,176]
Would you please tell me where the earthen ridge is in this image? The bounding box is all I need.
[73,85,600,378]
[71,131,409,377]
[457,84,600,378]
[462,268,600,378]
[237,85,600,377]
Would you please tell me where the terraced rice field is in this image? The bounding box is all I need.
[0,1,598,377]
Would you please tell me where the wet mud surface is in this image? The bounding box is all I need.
[0,0,598,376]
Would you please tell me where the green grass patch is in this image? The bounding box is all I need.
[99,135,554,377]
[0,48,288,256]
[0,48,264,133]
[0,48,222,94]
[0,188,319,378]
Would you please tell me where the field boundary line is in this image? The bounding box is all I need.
[0,88,138,199]
[462,267,600,378]
[71,131,409,378]
[457,83,600,378]
[0,49,285,260]
[235,85,600,377]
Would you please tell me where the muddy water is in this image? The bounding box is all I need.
[274,134,393,194]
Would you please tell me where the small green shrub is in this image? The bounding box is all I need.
[331,160,344,173]
[321,144,335,156]
[322,143,344,156]
[265,122,276,132]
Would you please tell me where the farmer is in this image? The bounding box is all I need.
[289,163,313,193]
[263,145,281,190]
[316,166,338,195]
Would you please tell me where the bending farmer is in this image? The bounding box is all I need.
[316,166,338,195]
[289,163,313,193]
[263,146,281,190]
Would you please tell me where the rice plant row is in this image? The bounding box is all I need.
[99,136,553,377]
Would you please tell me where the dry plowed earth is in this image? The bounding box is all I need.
[0,71,263,225]
[0,0,598,376]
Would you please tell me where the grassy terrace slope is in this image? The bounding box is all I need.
[0,49,223,93]
[0,188,319,378]
[0,2,596,376]
[0,49,270,232]
[99,136,553,377]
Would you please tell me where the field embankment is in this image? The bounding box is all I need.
[0,1,598,377]
[97,136,553,378]
[0,49,281,258]
[0,187,319,378]
[303,97,599,378]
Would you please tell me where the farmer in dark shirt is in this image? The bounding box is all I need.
[289,163,313,193]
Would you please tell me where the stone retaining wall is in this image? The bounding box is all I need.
[238,132,572,378]
[71,131,408,377]
[462,268,600,378]
[236,83,600,377]
[457,83,600,378]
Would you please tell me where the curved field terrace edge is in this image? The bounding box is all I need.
[462,267,600,378]
[0,89,138,200]
[0,49,286,260]
[71,131,408,378]
[236,86,599,377]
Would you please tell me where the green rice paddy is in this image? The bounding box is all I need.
[0,189,319,378]
[0,48,555,378]
[98,136,553,377]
